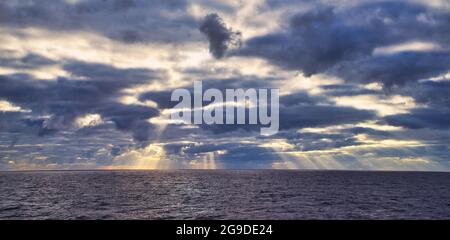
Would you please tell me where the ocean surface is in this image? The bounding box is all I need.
[0,170,449,219]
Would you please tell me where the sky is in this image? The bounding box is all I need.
[1,0,450,171]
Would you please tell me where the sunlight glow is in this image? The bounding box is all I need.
[374,41,442,55]
[110,144,167,170]
[0,100,30,112]
[74,114,103,128]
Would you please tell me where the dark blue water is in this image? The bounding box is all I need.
[0,170,449,219]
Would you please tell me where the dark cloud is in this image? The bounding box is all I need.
[0,62,161,114]
[217,144,279,169]
[383,80,450,130]
[320,84,382,97]
[154,88,377,134]
[2,1,450,170]
[343,127,391,137]
[63,61,164,82]
[0,53,56,69]
[199,13,242,58]
[0,112,27,133]
[332,51,450,87]
[139,90,175,109]
[236,2,450,87]
[385,128,450,145]
[0,0,198,43]
[384,108,450,129]
[279,91,330,106]
[400,80,450,108]
[162,142,193,155]
[277,92,376,131]
[0,122,136,169]
[163,142,279,169]
[182,143,229,155]
[278,104,375,130]
[139,77,375,134]
[97,103,158,142]
[0,60,162,141]
[236,5,381,76]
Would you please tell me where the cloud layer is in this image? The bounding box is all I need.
[1,0,450,171]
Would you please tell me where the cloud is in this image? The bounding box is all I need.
[236,2,450,86]
[332,51,450,87]
[0,60,162,141]
[320,84,382,97]
[143,75,379,133]
[139,76,376,134]
[268,131,363,152]
[139,77,274,109]
[279,91,330,106]
[274,92,376,131]
[400,80,450,108]
[0,0,198,43]
[0,121,136,170]
[0,53,56,69]
[278,104,376,130]
[97,103,158,142]
[2,0,450,170]
[383,80,450,130]
[154,86,376,134]
[163,142,279,169]
[343,127,391,137]
[384,108,450,129]
[236,5,379,75]
[199,13,242,58]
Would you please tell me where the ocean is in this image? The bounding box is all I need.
[0,170,449,219]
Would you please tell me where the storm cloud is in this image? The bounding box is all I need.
[0,0,198,43]
[199,13,242,58]
[236,1,450,87]
[385,108,450,129]
[2,0,450,170]
[0,60,162,141]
